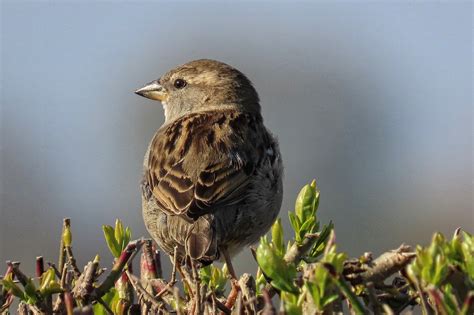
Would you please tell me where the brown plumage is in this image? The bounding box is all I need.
[136,59,283,265]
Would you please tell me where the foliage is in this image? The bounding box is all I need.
[103,219,132,258]
[0,181,472,314]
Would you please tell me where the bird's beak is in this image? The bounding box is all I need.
[135,80,168,101]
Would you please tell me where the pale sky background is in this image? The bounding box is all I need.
[1,1,472,278]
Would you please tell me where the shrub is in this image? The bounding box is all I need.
[1,181,472,314]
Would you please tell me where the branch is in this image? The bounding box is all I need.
[71,256,99,304]
[283,233,320,264]
[125,271,162,311]
[58,218,70,273]
[238,273,257,314]
[92,239,143,300]
[344,244,415,285]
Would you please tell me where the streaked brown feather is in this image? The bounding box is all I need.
[145,109,264,219]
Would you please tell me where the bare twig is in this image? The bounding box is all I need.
[284,233,320,264]
[344,244,416,285]
[177,264,194,299]
[35,257,44,278]
[72,305,93,315]
[154,247,163,279]
[261,289,276,315]
[190,260,202,315]
[323,263,367,314]
[209,294,231,315]
[224,280,239,311]
[72,257,99,304]
[366,282,381,315]
[58,218,71,273]
[17,302,30,315]
[171,246,178,285]
[140,239,158,282]
[126,271,162,311]
[96,297,114,315]
[92,239,143,300]
[174,287,182,315]
[415,280,433,315]
[65,246,81,279]
[238,273,257,314]
[64,291,74,315]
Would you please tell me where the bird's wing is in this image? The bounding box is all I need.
[145,110,269,219]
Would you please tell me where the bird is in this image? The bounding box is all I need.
[135,59,283,277]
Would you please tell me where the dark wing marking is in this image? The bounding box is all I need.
[144,110,265,219]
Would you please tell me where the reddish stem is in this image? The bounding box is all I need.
[36,256,45,278]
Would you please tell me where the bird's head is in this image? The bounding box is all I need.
[135,59,260,122]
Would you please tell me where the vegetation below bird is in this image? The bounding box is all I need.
[1,181,473,314]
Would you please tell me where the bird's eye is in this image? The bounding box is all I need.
[173,79,187,89]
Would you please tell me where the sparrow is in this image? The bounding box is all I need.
[135,59,283,272]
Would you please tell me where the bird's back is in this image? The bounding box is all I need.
[141,109,283,263]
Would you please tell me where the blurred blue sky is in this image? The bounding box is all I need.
[1,1,472,276]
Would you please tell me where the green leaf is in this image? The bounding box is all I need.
[308,221,334,260]
[295,183,315,220]
[321,294,339,307]
[212,265,228,294]
[199,264,228,295]
[93,288,120,315]
[199,265,212,284]
[299,217,316,236]
[295,180,319,223]
[23,279,38,305]
[256,237,298,294]
[288,212,302,243]
[2,273,25,301]
[288,211,300,231]
[103,225,121,258]
[272,218,285,256]
[39,280,62,296]
[114,219,124,250]
[40,268,56,290]
[123,227,132,249]
[281,291,302,315]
